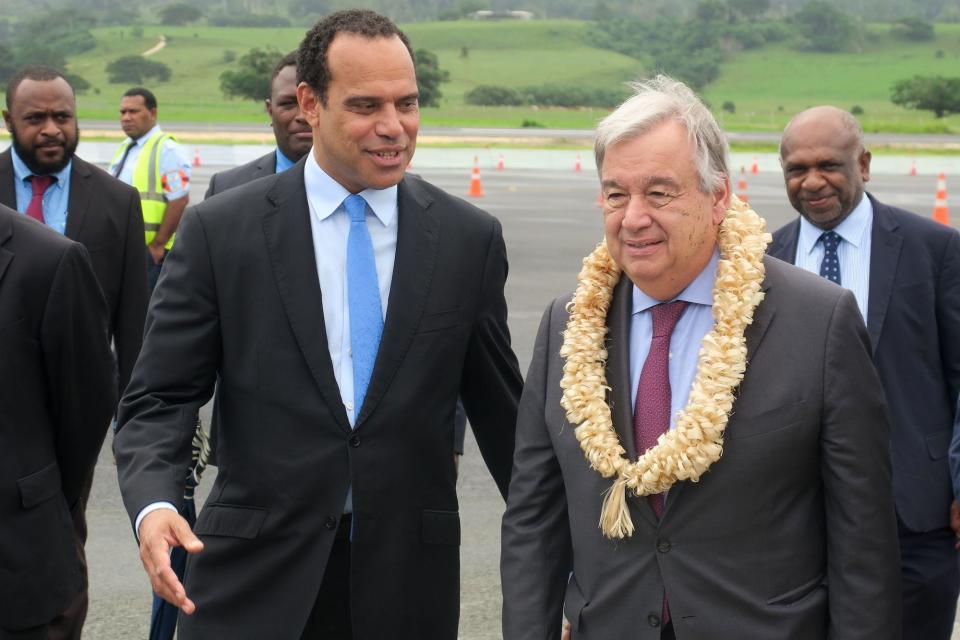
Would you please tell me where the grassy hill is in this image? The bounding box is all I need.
[13,19,960,133]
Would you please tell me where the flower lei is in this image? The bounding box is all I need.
[559,195,771,539]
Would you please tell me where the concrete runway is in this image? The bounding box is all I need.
[82,163,957,638]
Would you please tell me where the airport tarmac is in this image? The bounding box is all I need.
[76,161,957,638]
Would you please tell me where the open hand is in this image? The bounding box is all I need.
[138,509,204,614]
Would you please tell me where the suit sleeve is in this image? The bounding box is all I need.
[115,207,221,527]
[459,217,523,499]
[42,242,116,507]
[821,289,902,638]
[500,301,571,640]
[937,229,960,416]
[114,188,149,396]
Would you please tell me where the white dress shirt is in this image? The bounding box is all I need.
[794,195,873,320]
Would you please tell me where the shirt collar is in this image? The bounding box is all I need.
[10,145,72,186]
[275,148,296,174]
[632,247,719,315]
[127,123,163,146]
[303,150,397,227]
[799,194,873,254]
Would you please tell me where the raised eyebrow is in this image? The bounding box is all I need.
[343,95,380,107]
[398,92,419,102]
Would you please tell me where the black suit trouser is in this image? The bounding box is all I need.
[898,517,959,640]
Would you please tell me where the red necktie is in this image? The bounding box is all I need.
[26,175,55,224]
[634,300,688,629]
[633,300,688,517]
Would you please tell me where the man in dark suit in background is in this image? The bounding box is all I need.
[205,52,312,198]
[116,9,522,639]
[0,65,149,640]
[768,105,960,640]
[0,205,116,639]
[502,76,900,640]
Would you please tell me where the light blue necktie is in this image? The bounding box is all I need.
[344,194,383,419]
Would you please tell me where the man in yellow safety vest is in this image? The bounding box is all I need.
[109,87,190,290]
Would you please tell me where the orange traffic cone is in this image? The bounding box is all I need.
[750,157,759,175]
[496,154,505,171]
[192,147,202,167]
[737,167,749,203]
[575,154,582,173]
[909,159,917,177]
[467,157,484,198]
[933,172,949,225]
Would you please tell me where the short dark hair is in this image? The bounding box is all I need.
[272,51,298,83]
[5,65,74,111]
[296,9,413,105]
[123,87,157,111]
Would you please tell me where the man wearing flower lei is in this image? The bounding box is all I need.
[501,76,901,640]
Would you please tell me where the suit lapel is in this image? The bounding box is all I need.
[64,157,92,240]
[0,150,17,210]
[767,219,800,263]
[261,162,351,433]
[355,176,439,426]
[865,195,901,352]
[0,210,12,284]
[258,152,277,179]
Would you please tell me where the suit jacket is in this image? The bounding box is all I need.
[0,206,116,631]
[768,194,960,532]
[501,256,901,640]
[0,149,149,396]
[203,151,276,199]
[116,161,522,639]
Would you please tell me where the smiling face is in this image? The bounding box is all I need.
[3,77,79,175]
[780,107,871,231]
[297,33,419,193]
[267,64,312,163]
[601,120,728,301]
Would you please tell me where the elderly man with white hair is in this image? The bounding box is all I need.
[500,75,902,640]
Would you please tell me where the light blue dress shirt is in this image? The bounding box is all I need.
[10,147,72,235]
[794,195,873,320]
[109,124,191,199]
[629,249,719,430]
[275,148,296,174]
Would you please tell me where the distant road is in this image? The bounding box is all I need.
[78,120,959,146]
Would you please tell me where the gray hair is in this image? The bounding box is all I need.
[594,74,729,194]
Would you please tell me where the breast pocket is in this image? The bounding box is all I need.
[416,308,461,335]
[726,400,808,440]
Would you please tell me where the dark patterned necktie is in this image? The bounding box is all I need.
[819,231,842,285]
[633,300,688,517]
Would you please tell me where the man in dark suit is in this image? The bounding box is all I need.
[0,205,116,639]
[502,76,900,640]
[0,65,149,640]
[205,52,312,198]
[115,9,522,639]
[768,105,960,640]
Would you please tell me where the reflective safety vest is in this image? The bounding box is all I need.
[112,131,178,250]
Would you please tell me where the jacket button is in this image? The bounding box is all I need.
[647,614,661,627]
[657,539,671,553]
[325,515,337,530]
[349,435,361,447]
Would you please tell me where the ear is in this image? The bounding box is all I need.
[2,110,11,133]
[296,82,321,129]
[712,175,730,225]
[264,98,273,118]
[859,149,871,184]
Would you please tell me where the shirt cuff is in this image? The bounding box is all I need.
[135,502,178,541]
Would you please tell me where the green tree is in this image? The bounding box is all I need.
[159,2,203,26]
[891,76,960,118]
[105,55,172,84]
[890,17,934,41]
[219,47,283,101]
[728,0,769,19]
[413,49,449,108]
[791,1,862,52]
[0,42,16,83]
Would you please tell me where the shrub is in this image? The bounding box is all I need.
[105,55,172,84]
[464,85,525,106]
[851,105,864,115]
[722,100,736,113]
